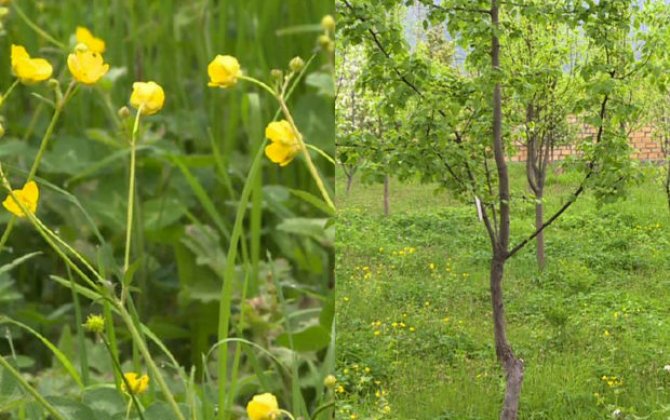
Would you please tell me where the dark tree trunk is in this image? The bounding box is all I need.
[383,175,390,216]
[491,257,524,420]
[346,172,354,195]
[490,2,524,419]
[535,192,545,271]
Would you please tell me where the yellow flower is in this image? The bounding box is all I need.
[11,45,53,84]
[130,81,165,115]
[246,393,280,420]
[75,26,105,54]
[83,314,105,333]
[121,372,149,395]
[207,55,241,88]
[3,181,39,217]
[67,48,109,85]
[265,120,301,167]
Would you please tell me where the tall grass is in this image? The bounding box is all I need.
[0,0,334,418]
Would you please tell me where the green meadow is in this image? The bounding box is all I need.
[336,164,670,419]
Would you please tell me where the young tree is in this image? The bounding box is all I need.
[339,0,646,417]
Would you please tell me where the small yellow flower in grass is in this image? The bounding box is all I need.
[207,55,241,88]
[246,393,280,420]
[75,26,105,54]
[83,314,105,333]
[130,81,165,115]
[3,181,38,217]
[265,120,301,167]
[121,372,149,395]
[67,46,109,85]
[11,45,53,84]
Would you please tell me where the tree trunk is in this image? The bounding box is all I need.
[346,173,354,195]
[383,175,390,216]
[490,1,523,418]
[490,255,524,420]
[535,192,545,271]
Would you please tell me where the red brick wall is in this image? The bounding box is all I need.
[509,124,666,162]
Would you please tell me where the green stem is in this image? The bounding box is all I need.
[305,144,336,165]
[67,265,89,386]
[0,80,19,109]
[239,75,277,97]
[277,100,334,211]
[117,306,185,420]
[280,409,296,420]
[217,142,266,420]
[11,2,66,50]
[0,354,65,419]
[123,108,142,281]
[100,335,145,420]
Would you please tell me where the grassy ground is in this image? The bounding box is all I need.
[336,163,670,419]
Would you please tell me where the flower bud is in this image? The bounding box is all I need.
[289,56,305,72]
[271,69,283,80]
[321,15,335,32]
[83,314,105,334]
[117,106,131,119]
[0,123,5,139]
[74,42,89,53]
[324,374,337,388]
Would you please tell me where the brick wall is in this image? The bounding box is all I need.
[509,124,666,162]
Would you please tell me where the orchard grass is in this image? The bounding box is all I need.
[336,163,670,419]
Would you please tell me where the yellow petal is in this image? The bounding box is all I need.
[22,181,39,204]
[76,26,106,54]
[265,120,296,145]
[246,393,279,420]
[265,142,297,167]
[2,181,39,217]
[130,81,165,115]
[207,55,240,88]
[68,50,109,85]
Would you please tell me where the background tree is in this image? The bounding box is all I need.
[339,0,648,417]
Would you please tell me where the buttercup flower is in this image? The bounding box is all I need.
[11,45,53,84]
[121,372,149,395]
[207,55,241,88]
[265,120,301,167]
[3,181,38,217]
[67,47,109,84]
[246,393,280,420]
[75,26,105,54]
[130,81,165,115]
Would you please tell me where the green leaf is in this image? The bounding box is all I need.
[276,217,333,246]
[276,325,331,352]
[46,396,96,420]
[82,387,125,417]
